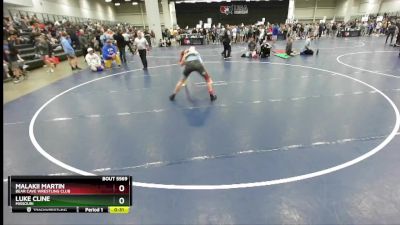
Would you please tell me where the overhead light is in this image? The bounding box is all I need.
[125,0,131,1]
[226,0,231,2]
[115,2,120,6]
[105,0,111,2]
[132,2,138,5]
[176,1,182,3]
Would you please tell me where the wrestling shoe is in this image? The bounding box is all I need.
[210,94,217,101]
[169,94,176,101]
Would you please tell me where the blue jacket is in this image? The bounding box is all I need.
[102,44,118,60]
[272,26,279,35]
[60,37,74,55]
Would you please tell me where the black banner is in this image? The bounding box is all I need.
[175,1,289,28]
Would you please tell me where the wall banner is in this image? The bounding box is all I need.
[220,5,248,15]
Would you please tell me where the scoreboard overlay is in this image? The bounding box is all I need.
[8,176,132,213]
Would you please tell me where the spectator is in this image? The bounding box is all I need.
[104,29,114,40]
[166,38,172,47]
[286,36,294,55]
[159,39,166,47]
[102,38,121,68]
[35,35,55,73]
[85,48,104,72]
[259,40,271,58]
[386,22,396,45]
[272,24,279,42]
[222,31,231,59]
[318,23,324,38]
[60,32,81,71]
[144,29,152,47]
[122,30,135,55]
[66,23,80,49]
[79,29,89,61]
[114,30,127,63]
[301,35,314,55]
[241,37,257,58]
[134,31,149,70]
[150,30,156,46]
[7,34,24,83]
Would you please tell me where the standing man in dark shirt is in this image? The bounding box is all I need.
[332,23,337,37]
[385,22,396,45]
[318,23,324,38]
[66,23,80,49]
[222,31,231,59]
[144,29,151,48]
[79,29,89,61]
[114,30,127,63]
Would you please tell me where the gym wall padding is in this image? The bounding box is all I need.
[175,0,289,28]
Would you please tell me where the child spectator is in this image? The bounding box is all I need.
[102,39,121,68]
[85,48,104,72]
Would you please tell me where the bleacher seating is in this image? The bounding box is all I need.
[16,42,83,71]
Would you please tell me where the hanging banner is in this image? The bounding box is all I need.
[220,6,233,15]
[376,16,383,22]
[220,5,248,15]
[233,5,248,14]
[361,16,369,22]
[256,21,264,26]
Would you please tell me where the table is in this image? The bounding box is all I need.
[180,35,205,45]
[340,30,361,37]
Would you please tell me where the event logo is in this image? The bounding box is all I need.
[220,5,248,15]
[234,5,248,14]
[220,6,233,15]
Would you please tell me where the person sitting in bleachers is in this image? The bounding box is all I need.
[5,35,24,83]
[35,35,56,73]
[102,38,121,68]
[85,48,104,72]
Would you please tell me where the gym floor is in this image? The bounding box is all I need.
[3,36,400,225]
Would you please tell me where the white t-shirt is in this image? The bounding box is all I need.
[134,37,149,50]
[304,38,311,50]
[85,53,101,67]
[122,33,130,42]
[232,28,237,37]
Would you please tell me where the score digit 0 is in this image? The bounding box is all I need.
[119,185,125,192]
[119,197,125,205]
